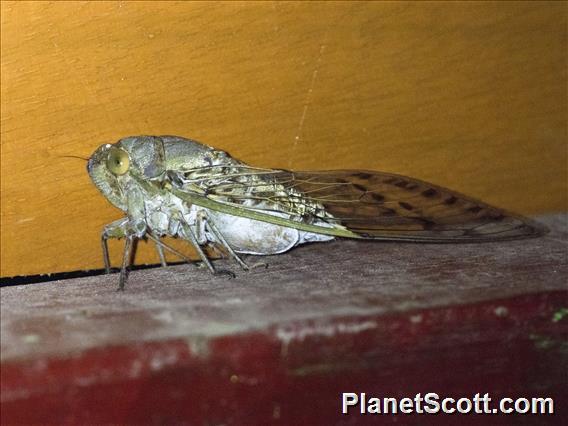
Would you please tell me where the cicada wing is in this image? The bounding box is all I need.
[168,165,547,242]
[273,170,547,242]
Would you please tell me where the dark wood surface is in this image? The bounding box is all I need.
[1,214,566,425]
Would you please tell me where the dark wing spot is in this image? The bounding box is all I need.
[353,172,372,179]
[398,201,414,210]
[416,218,436,230]
[352,183,367,192]
[380,208,398,217]
[421,188,439,198]
[384,177,398,184]
[480,213,506,222]
[444,196,458,205]
[468,206,483,214]
[337,178,349,184]
[406,184,419,190]
[371,193,385,202]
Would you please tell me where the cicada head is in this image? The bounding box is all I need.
[87,136,166,210]
[88,144,127,211]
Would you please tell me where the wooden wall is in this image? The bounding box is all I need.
[1,1,566,277]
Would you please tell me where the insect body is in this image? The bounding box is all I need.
[88,135,547,290]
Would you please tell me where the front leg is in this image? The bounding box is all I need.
[100,217,147,290]
[101,218,129,274]
[119,235,135,291]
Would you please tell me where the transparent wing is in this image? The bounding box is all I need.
[170,166,547,242]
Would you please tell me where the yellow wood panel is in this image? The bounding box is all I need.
[1,1,566,277]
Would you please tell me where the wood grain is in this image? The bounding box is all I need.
[1,2,566,277]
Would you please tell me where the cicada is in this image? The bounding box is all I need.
[87,135,547,290]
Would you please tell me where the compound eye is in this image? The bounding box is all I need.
[106,147,130,175]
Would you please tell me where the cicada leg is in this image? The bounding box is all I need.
[101,235,111,274]
[118,235,134,291]
[101,218,129,274]
[101,218,141,291]
[199,212,268,271]
[201,215,249,271]
[145,231,196,265]
[180,220,235,278]
[154,238,167,267]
